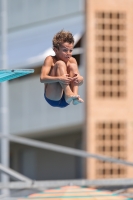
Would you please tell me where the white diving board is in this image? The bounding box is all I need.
[0,69,34,82]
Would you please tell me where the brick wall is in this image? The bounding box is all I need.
[85,0,133,179]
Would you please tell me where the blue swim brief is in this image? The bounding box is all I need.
[44,92,69,108]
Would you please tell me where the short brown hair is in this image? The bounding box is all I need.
[52,30,74,49]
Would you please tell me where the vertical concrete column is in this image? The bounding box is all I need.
[0,0,9,195]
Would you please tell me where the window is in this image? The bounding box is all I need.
[95,12,126,98]
[96,122,127,178]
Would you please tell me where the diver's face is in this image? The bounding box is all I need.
[56,42,74,62]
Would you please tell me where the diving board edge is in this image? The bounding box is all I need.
[0,69,34,82]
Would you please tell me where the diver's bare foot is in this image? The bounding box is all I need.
[73,97,84,105]
[65,94,79,104]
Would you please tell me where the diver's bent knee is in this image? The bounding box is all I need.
[68,63,77,70]
[55,60,66,66]
[55,61,66,71]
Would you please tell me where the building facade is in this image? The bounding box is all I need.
[85,0,133,179]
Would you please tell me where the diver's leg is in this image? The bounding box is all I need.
[68,63,84,105]
[45,61,79,103]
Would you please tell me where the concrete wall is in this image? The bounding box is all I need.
[7,0,84,31]
[0,0,86,181]
[10,131,83,180]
